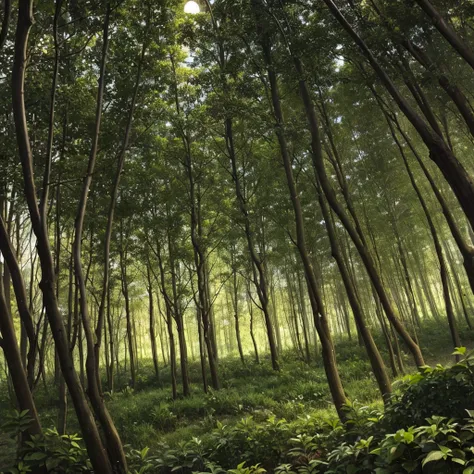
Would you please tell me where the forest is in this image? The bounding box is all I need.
[1,0,474,472]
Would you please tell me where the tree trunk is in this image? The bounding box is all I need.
[120,237,135,391]
[12,2,113,471]
[252,4,348,420]
[147,263,160,380]
[292,55,424,366]
[231,255,245,364]
[156,242,178,399]
[0,270,42,440]
[318,185,392,402]
[324,0,474,230]
[414,0,474,71]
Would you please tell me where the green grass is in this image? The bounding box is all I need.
[0,319,473,470]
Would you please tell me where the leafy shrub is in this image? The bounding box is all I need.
[4,427,91,473]
[150,404,178,432]
[385,349,474,429]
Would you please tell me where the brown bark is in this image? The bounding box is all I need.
[0,269,42,439]
[246,280,260,364]
[230,255,245,365]
[324,0,474,231]
[414,0,474,71]
[318,185,392,402]
[0,216,37,384]
[253,1,348,420]
[72,4,126,470]
[11,2,112,470]
[119,233,135,391]
[168,229,190,396]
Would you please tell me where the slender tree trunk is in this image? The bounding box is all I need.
[12,2,113,470]
[393,129,462,352]
[324,0,474,230]
[0,271,42,440]
[292,54,424,366]
[147,263,160,380]
[226,116,280,370]
[231,255,245,365]
[253,5,348,420]
[318,185,392,402]
[71,5,126,470]
[120,237,135,391]
[414,0,474,71]
[95,33,148,379]
[247,281,260,364]
[156,243,178,399]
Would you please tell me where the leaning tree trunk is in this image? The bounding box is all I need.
[385,116,462,354]
[0,272,42,440]
[252,1,348,420]
[323,0,474,231]
[292,54,425,367]
[414,0,474,72]
[12,2,113,471]
[317,185,392,403]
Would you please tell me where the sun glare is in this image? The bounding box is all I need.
[184,1,200,14]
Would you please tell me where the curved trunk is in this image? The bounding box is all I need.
[324,0,474,230]
[253,3,348,419]
[12,2,113,471]
[293,56,424,367]
[72,5,127,470]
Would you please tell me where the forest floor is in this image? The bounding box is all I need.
[0,320,472,470]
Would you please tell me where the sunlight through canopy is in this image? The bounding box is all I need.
[184,1,200,14]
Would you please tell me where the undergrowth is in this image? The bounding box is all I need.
[1,321,474,473]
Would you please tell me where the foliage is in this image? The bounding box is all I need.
[4,350,474,473]
[2,427,91,473]
[384,349,474,428]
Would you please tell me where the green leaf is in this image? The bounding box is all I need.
[24,452,48,461]
[422,451,445,466]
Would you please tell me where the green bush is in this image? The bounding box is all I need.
[385,349,474,429]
